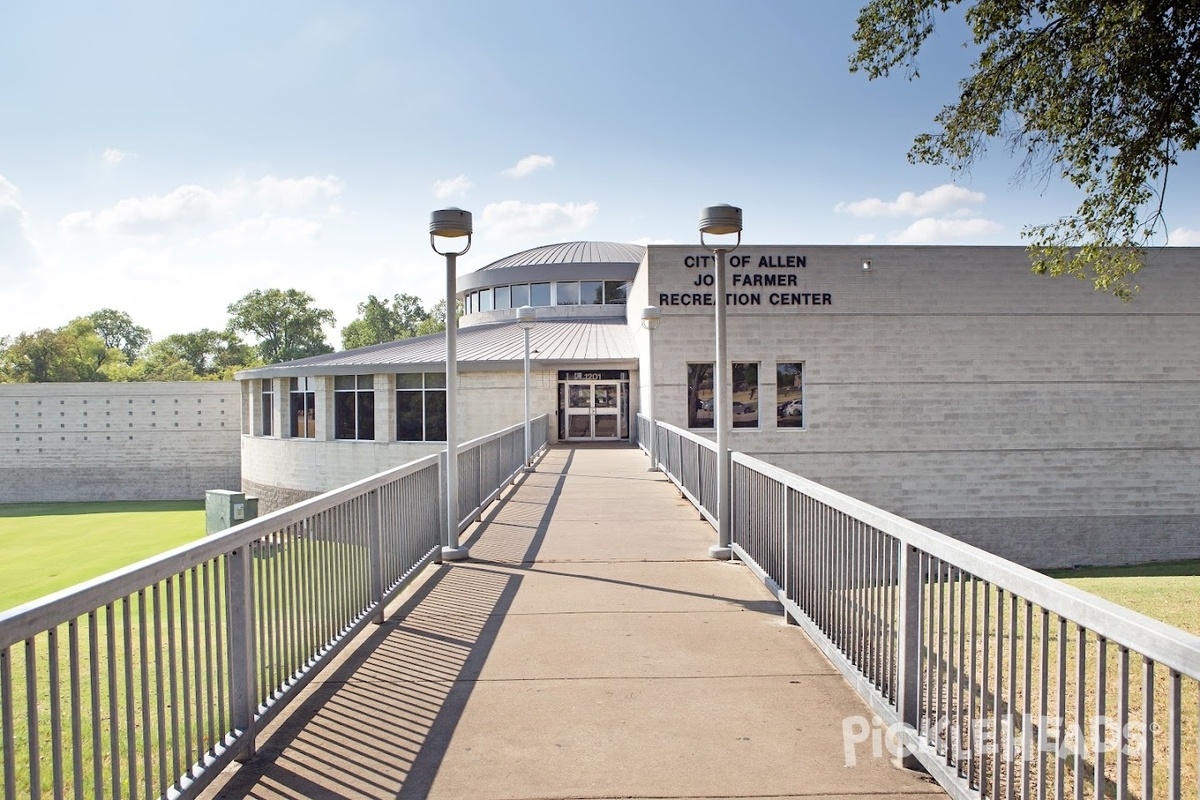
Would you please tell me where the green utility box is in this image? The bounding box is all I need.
[205,489,260,535]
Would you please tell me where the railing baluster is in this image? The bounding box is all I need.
[1116,645,1129,800]
[993,586,1002,800]
[1094,637,1107,800]
[2,645,15,800]
[139,589,153,800]
[1074,625,1087,800]
[68,619,84,800]
[897,542,922,770]
[1038,609,1049,800]
[969,576,978,790]
[49,626,64,800]
[1007,592,1017,800]
[1168,669,1181,800]
[1055,616,1066,800]
[1022,599,1032,800]
[1143,658,1154,800]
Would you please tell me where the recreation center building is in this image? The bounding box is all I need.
[235,241,1200,569]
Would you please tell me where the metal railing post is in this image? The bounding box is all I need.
[436,451,447,564]
[368,489,385,624]
[896,543,922,770]
[227,546,257,761]
[783,486,796,625]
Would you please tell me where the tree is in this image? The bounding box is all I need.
[412,299,463,337]
[88,308,151,363]
[1,329,72,382]
[143,329,258,380]
[0,321,119,382]
[850,1,1200,299]
[226,288,335,364]
[341,293,433,350]
[59,317,118,381]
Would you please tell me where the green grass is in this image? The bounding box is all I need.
[0,500,206,611]
[1046,559,1200,637]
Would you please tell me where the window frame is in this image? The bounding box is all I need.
[334,374,375,440]
[395,372,448,442]
[731,362,759,429]
[260,378,273,436]
[775,362,805,429]
[289,377,317,439]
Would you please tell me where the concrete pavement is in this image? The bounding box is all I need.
[201,445,944,800]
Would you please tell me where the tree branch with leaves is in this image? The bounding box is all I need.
[851,0,1200,299]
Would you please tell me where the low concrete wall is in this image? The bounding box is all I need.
[0,382,242,503]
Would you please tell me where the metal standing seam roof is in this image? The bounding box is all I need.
[478,241,646,271]
[234,317,637,379]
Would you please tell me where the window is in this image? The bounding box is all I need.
[556,281,580,305]
[581,280,603,305]
[776,362,804,428]
[335,375,375,440]
[494,285,511,310]
[289,377,316,438]
[466,292,476,314]
[531,282,551,306]
[479,288,494,312]
[604,280,630,305]
[686,363,713,429]
[732,362,759,428]
[260,379,273,436]
[396,372,447,441]
[510,283,530,308]
[686,363,758,428]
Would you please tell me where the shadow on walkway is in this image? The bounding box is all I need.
[202,445,944,800]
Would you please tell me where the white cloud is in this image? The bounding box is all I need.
[835,184,986,217]
[0,175,42,279]
[1168,227,1200,245]
[433,174,472,199]
[254,175,342,206]
[59,174,342,239]
[60,184,231,237]
[854,233,877,244]
[481,200,597,239]
[889,217,1002,244]
[502,154,555,178]
[102,148,134,166]
[206,215,324,246]
[630,236,677,246]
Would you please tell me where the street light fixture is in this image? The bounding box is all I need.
[699,203,742,560]
[430,207,472,562]
[640,305,662,472]
[517,305,536,472]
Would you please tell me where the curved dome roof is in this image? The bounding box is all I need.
[480,241,645,271]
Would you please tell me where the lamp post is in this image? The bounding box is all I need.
[640,305,662,472]
[517,305,536,472]
[699,204,742,560]
[430,207,472,562]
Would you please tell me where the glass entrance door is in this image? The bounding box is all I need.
[592,383,620,438]
[565,383,594,439]
[563,381,623,440]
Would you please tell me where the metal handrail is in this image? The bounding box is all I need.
[0,415,551,800]
[639,413,1200,800]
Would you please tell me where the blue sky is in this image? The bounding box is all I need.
[3,1,1198,342]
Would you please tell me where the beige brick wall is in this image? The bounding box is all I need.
[0,382,241,502]
[643,244,1200,567]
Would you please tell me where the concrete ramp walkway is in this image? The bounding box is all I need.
[203,445,943,800]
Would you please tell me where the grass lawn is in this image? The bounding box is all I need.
[1046,559,1200,636]
[0,500,206,611]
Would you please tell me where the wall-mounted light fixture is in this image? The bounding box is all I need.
[862,259,872,271]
